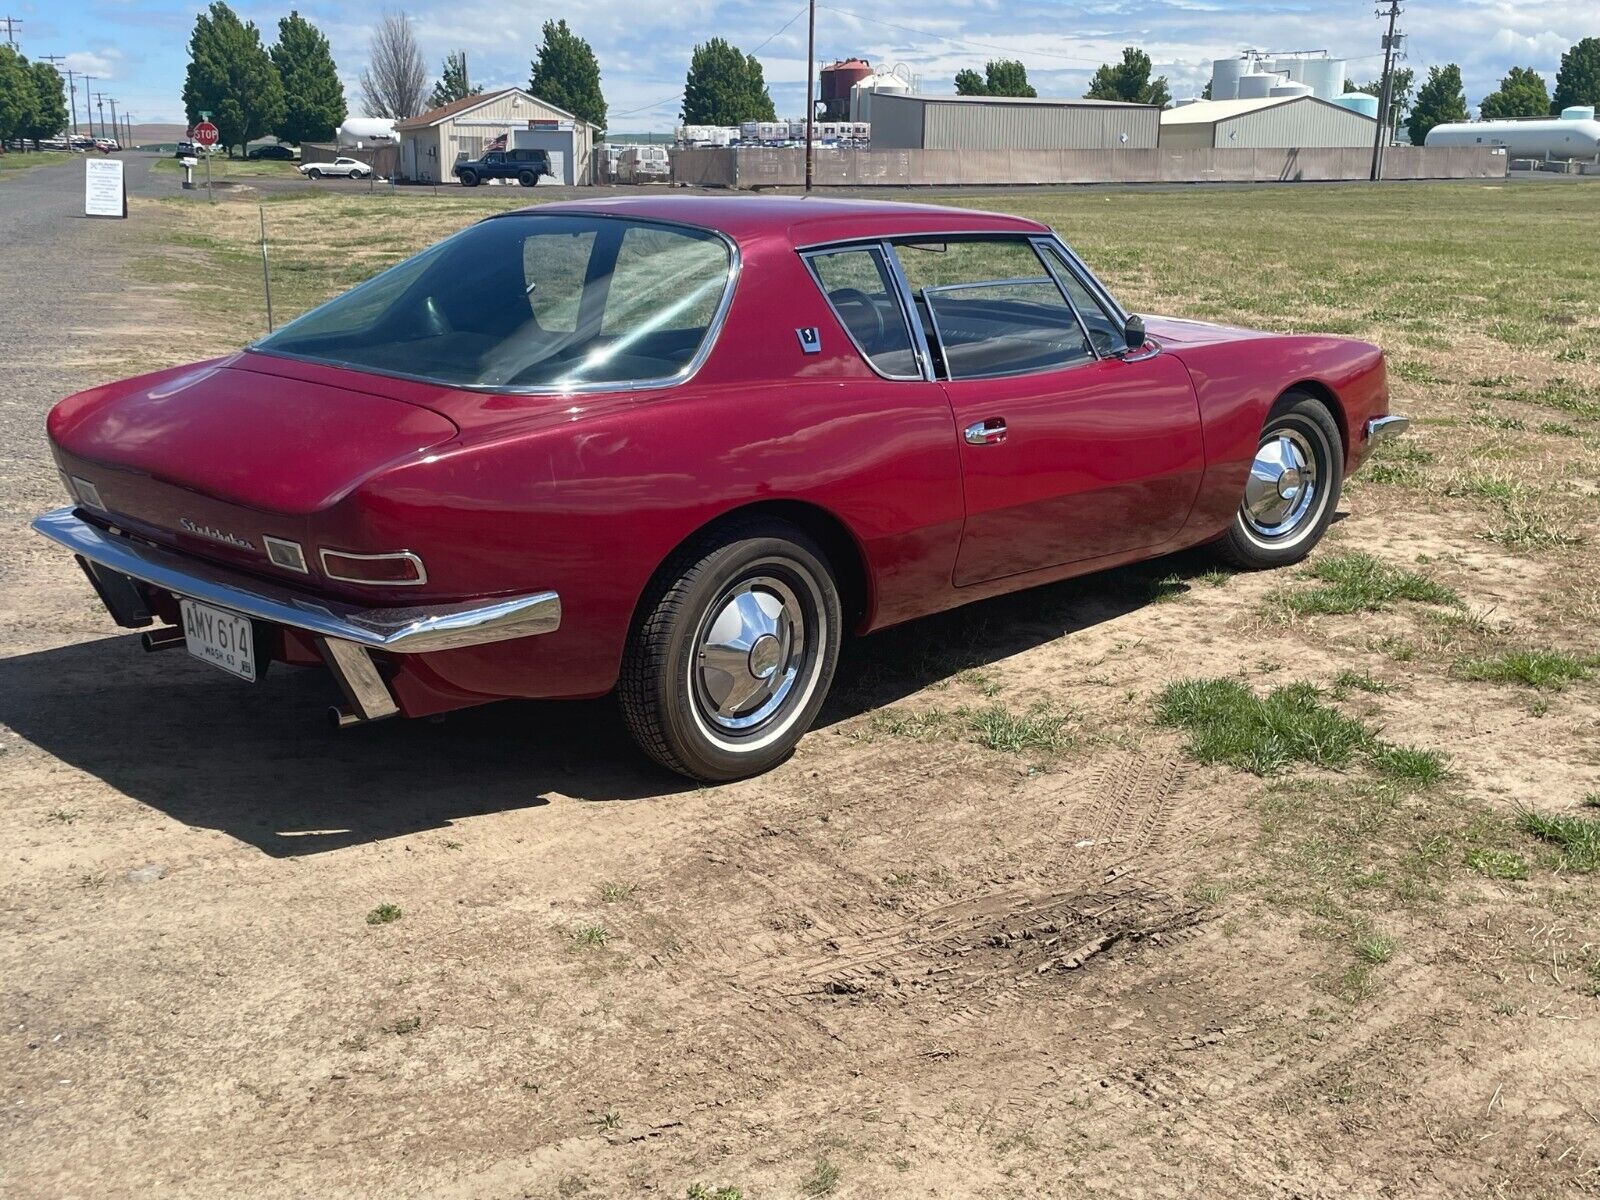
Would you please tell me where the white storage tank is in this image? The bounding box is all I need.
[1561,105,1596,121]
[850,67,912,123]
[1334,93,1380,119]
[337,118,397,147]
[1237,71,1284,99]
[1210,56,1250,101]
[1300,57,1345,100]
[1270,82,1314,99]
[1425,117,1600,159]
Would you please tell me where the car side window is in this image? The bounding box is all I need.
[1040,243,1122,358]
[522,230,596,333]
[892,239,1093,381]
[600,224,728,337]
[805,247,920,379]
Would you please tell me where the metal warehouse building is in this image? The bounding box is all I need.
[396,87,600,185]
[1160,96,1376,150]
[868,93,1160,151]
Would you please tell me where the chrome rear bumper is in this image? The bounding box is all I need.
[31,507,561,655]
[1364,414,1409,444]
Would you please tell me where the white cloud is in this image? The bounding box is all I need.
[65,50,121,77]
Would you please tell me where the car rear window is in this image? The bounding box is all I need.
[253,214,734,391]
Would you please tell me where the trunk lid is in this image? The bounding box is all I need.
[50,356,461,516]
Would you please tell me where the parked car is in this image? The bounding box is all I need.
[247,144,296,160]
[298,156,371,180]
[453,147,550,187]
[32,197,1404,781]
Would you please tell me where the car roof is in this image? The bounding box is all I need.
[508,195,1049,248]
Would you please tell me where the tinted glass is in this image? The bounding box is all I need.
[1041,243,1121,357]
[807,247,919,377]
[894,239,1092,380]
[255,216,732,389]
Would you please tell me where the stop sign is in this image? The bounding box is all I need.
[193,121,219,147]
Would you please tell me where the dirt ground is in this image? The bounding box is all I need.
[2,169,1598,1199]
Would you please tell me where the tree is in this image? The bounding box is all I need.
[183,1,286,155]
[681,38,774,125]
[429,51,478,109]
[1349,67,1415,138]
[0,47,39,148]
[1551,37,1600,113]
[528,19,606,129]
[271,11,346,145]
[359,10,427,119]
[982,60,1036,98]
[1085,47,1170,107]
[24,60,68,147]
[1407,64,1468,145]
[1478,66,1550,120]
[954,67,986,96]
[1200,80,1212,101]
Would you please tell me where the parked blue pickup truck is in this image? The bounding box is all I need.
[452,148,553,187]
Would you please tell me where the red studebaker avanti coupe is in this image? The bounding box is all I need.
[35,196,1406,781]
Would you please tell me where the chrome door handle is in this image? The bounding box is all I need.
[964,418,1007,446]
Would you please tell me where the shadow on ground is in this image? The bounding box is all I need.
[0,549,1227,857]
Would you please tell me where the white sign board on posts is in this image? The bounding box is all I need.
[84,158,126,218]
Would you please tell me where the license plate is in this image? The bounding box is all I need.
[179,598,258,682]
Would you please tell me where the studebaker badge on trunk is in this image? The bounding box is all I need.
[35,196,1406,781]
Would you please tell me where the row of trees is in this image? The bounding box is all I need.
[183,3,344,154]
[357,13,606,130]
[0,47,68,149]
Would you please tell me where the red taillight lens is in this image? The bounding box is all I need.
[319,549,427,586]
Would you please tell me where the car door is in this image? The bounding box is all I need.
[890,236,1204,588]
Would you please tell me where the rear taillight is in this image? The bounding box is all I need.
[319,549,428,586]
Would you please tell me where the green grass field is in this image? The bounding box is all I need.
[0,150,73,177]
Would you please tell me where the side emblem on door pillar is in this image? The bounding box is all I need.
[796,327,821,354]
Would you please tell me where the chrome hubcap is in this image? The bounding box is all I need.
[1244,430,1320,539]
[694,576,806,732]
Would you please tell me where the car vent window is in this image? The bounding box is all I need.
[806,247,919,378]
[253,215,734,391]
[1039,244,1122,359]
[893,239,1093,381]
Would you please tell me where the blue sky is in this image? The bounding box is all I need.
[13,0,1593,131]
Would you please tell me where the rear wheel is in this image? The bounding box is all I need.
[517,170,536,187]
[620,521,842,782]
[1215,391,1343,569]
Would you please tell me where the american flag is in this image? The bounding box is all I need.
[485,132,508,152]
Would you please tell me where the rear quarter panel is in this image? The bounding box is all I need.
[1167,333,1388,539]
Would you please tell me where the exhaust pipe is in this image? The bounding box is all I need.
[141,626,186,652]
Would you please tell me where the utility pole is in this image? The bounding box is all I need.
[803,0,815,192]
[1369,0,1403,182]
[123,111,132,148]
[108,96,119,144]
[95,92,106,142]
[81,76,96,137]
[1,14,21,49]
[63,68,80,134]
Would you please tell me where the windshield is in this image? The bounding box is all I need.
[253,214,735,391]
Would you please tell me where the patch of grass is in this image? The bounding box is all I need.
[383,1015,421,1035]
[858,708,954,742]
[1369,743,1449,787]
[1355,932,1397,964]
[1481,503,1587,551]
[366,903,402,925]
[1267,552,1460,619]
[1519,811,1600,874]
[1444,472,1522,503]
[800,1157,841,1197]
[1154,679,1371,775]
[1582,793,1600,810]
[1331,670,1392,697]
[1196,567,1233,587]
[1453,649,1595,690]
[961,702,1071,754]
[1465,847,1529,880]
[596,1108,622,1131]
[598,882,635,903]
[46,808,81,824]
[570,924,611,948]
[1537,421,1578,437]
[955,667,1002,696]
[686,1186,743,1200]
[1511,378,1600,421]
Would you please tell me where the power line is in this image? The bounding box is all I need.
[1,14,20,49]
[816,4,1105,67]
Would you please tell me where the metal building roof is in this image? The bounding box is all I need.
[1161,95,1373,126]
[901,94,1158,110]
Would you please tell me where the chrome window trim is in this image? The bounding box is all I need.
[249,213,742,397]
[798,244,925,383]
[879,239,937,383]
[1037,233,1130,328]
[1030,237,1110,361]
[320,548,429,587]
[793,228,1052,253]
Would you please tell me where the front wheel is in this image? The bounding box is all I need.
[620,521,842,782]
[458,170,478,187]
[1215,391,1343,569]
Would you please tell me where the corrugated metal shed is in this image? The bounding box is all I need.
[1160,95,1376,150]
[396,87,599,184]
[870,93,1159,151]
